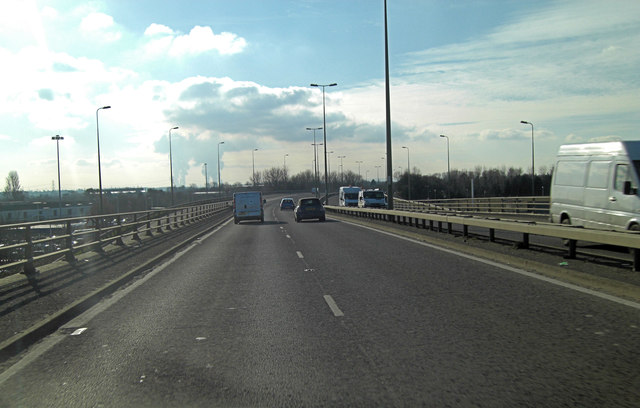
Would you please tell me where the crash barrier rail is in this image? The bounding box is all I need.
[0,201,232,290]
[325,205,640,272]
[395,196,550,217]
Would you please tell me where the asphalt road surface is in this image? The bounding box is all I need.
[1,197,639,407]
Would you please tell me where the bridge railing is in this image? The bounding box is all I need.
[0,201,231,290]
[394,196,550,216]
[325,205,640,272]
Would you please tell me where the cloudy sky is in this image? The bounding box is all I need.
[1,0,639,192]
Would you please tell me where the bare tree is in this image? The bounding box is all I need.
[4,170,24,201]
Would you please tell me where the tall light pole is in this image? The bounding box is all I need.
[168,126,179,206]
[252,148,258,186]
[310,82,337,204]
[521,120,535,196]
[204,163,208,193]
[375,165,381,183]
[328,151,334,180]
[356,160,363,179]
[338,155,346,183]
[402,146,410,200]
[384,0,394,209]
[283,153,289,184]
[96,105,111,214]
[440,134,450,197]
[217,141,225,193]
[307,127,322,195]
[52,135,64,217]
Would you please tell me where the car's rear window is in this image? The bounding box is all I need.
[300,199,320,206]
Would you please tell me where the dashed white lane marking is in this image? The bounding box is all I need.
[324,295,344,317]
[70,328,87,336]
[286,235,291,239]
[296,251,304,259]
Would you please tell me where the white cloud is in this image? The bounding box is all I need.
[144,23,173,36]
[169,26,247,56]
[80,12,121,42]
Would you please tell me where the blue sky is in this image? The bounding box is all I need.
[1,0,639,191]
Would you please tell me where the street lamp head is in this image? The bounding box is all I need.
[171,126,179,130]
[101,105,111,110]
[219,141,225,145]
[329,83,337,87]
[440,134,446,138]
[402,146,408,149]
[310,83,318,87]
[306,127,322,130]
[52,135,64,140]
[520,120,530,124]
[254,148,258,151]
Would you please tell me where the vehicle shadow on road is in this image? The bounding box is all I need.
[237,220,287,226]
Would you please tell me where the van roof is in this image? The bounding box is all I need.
[557,141,640,159]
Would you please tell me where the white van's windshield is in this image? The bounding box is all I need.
[363,191,385,199]
[633,161,640,187]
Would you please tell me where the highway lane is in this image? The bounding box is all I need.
[1,197,639,406]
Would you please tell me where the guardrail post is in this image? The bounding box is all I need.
[522,233,529,249]
[489,228,495,242]
[65,220,76,264]
[114,218,125,246]
[463,224,469,238]
[146,212,154,237]
[131,214,142,244]
[23,225,41,295]
[447,222,452,234]
[567,240,577,259]
[633,249,640,272]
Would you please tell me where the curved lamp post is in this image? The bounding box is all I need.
[52,135,64,217]
[520,120,535,196]
[439,134,450,197]
[252,148,258,186]
[217,141,225,193]
[168,126,179,206]
[203,163,208,193]
[306,127,322,193]
[402,146,410,200]
[338,155,346,183]
[96,105,111,214]
[310,83,337,204]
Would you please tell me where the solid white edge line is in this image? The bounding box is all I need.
[336,218,640,311]
[0,217,234,386]
[324,295,344,317]
[296,251,304,259]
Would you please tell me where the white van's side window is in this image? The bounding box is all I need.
[586,161,609,189]
[554,161,586,186]
[614,164,629,191]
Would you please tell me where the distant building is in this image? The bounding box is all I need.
[0,202,92,224]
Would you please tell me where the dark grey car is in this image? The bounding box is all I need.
[294,198,326,222]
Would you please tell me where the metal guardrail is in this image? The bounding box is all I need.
[0,201,231,291]
[395,196,550,216]
[326,205,640,272]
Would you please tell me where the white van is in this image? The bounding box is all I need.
[550,141,640,231]
[338,186,361,207]
[233,191,265,224]
[358,189,387,208]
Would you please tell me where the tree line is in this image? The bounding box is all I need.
[3,166,552,213]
